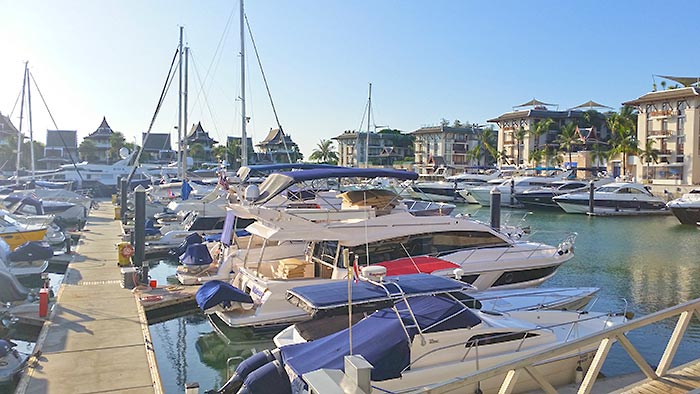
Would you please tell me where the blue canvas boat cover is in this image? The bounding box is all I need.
[179,244,213,266]
[181,180,192,201]
[286,273,466,315]
[281,295,480,381]
[9,241,53,262]
[170,232,203,257]
[196,280,254,310]
[0,339,13,358]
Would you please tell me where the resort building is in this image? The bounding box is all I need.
[186,122,218,164]
[41,130,79,170]
[82,117,114,163]
[333,130,414,167]
[623,86,700,186]
[488,99,610,168]
[411,124,481,174]
[257,128,301,163]
[0,112,18,147]
[141,133,175,164]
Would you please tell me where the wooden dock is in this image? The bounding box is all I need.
[15,202,163,394]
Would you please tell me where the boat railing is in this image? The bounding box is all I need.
[402,310,614,376]
[409,297,700,394]
[451,232,576,266]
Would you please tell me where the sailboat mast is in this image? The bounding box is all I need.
[27,63,35,178]
[183,46,189,178]
[177,26,184,179]
[240,0,248,167]
[365,83,372,168]
[16,62,29,184]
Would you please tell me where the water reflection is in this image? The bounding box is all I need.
[149,207,700,388]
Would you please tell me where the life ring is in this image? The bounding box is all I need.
[120,244,135,258]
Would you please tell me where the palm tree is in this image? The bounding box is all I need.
[212,145,227,163]
[638,139,659,181]
[79,139,99,162]
[477,127,498,165]
[109,132,127,162]
[528,148,543,167]
[309,139,338,164]
[466,145,484,166]
[514,127,527,166]
[529,118,553,151]
[189,143,205,164]
[227,139,241,167]
[607,109,638,177]
[590,143,608,172]
[556,122,579,167]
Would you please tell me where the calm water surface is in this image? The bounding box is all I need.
[148,206,700,392]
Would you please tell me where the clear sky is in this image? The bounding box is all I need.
[2,1,700,158]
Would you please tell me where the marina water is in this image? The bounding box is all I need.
[147,205,700,393]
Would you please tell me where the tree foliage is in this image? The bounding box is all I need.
[309,139,338,164]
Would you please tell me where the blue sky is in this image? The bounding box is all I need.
[2,1,699,157]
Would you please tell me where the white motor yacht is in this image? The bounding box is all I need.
[667,188,700,225]
[409,169,501,203]
[218,273,626,394]
[467,169,575,207]
[553,182,668,215]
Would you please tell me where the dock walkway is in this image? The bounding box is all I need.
[16,203,162,394]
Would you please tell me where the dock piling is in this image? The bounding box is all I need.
[589,180,595,214]
[133,185,146,274]
[490,188,501,231]
[121,177,128,225]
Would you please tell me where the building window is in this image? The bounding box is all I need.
[661,119,668,132]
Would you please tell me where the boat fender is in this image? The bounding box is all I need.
[237,359,291,394]
[217,349,281,394]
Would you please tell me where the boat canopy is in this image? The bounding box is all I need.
[196,280,253,310]
[280,295,481,381]
[285,273,467,316]
[377,256,460,276]
[255,168,419,204]
[236,163,340,183]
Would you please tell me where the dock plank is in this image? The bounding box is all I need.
[16,203,162,394]
[615,360,700,393]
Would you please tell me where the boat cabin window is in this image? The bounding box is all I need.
[345,231,509,266]
[560,182,587,190]
[466,331,539,347]
[597,186,619,193]
[310,241,340,266]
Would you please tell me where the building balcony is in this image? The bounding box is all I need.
[648,129,673,137]
[658,150,673,156]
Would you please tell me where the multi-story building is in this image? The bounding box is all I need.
[488,99,610,167]
[623,87,700,185]
[333,130,413,167]
[257,128,301,163]
[82,117,114,163]
[0,111,18,147]
[41,130,79,170]
[411,125,481,174]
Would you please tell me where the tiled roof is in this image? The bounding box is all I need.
[487,109,584,123]
[622,87,700,106]
[46,130,78,148]
[0,112,19,136]
[142,133,172,151]
[411,126,478,135]
[86,116,114,138]
[186,122,217,144]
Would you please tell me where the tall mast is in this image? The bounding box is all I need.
[183,46,189,178]
[16,62,29,184]
[27,63,35,178]
[240,0,248,166]
[177,26,184,178]
[365,82,372,168]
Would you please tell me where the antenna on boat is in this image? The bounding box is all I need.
[365,83,372,168]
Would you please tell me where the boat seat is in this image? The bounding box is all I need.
[274,258,313,279]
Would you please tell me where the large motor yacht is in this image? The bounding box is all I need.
[553,182,668,214]
[667,188,700,225]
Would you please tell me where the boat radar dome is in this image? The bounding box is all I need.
[361,265,387,282]
[244,184,260,202]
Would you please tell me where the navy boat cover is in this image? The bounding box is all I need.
[0,339,14,358]
[179,244,213,266]
[9,241,53,262]
[286,273,466,315]
[196,280,253,310]
[280,295,481,381]
[170,232,203,256]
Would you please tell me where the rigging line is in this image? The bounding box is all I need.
[127,47,180,184]
[245,14,292,163]
[9,83,23,119]
[190,5,235,111]
[29,71,84,183]
[189,52,221,141]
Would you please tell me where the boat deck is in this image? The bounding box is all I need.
[15,202,162,394]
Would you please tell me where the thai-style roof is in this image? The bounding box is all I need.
[259,128,292,144]
[186,122,218,145]
[0,112,19,136]
[488,109,584,123]
[657,75,700,87]
[46,130,78,148]
[85,117,114,139]
[141,133,172,151]
[622,87,700,106]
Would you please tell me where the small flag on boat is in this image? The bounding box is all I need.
[352,255,360,283]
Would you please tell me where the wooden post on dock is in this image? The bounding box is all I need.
[509,178,515,206]
[133,185,146,272]
[589,180,595,214]
[121,178,129,225]
[490,188,501,231]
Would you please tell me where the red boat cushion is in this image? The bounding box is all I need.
[377,256,459,276]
